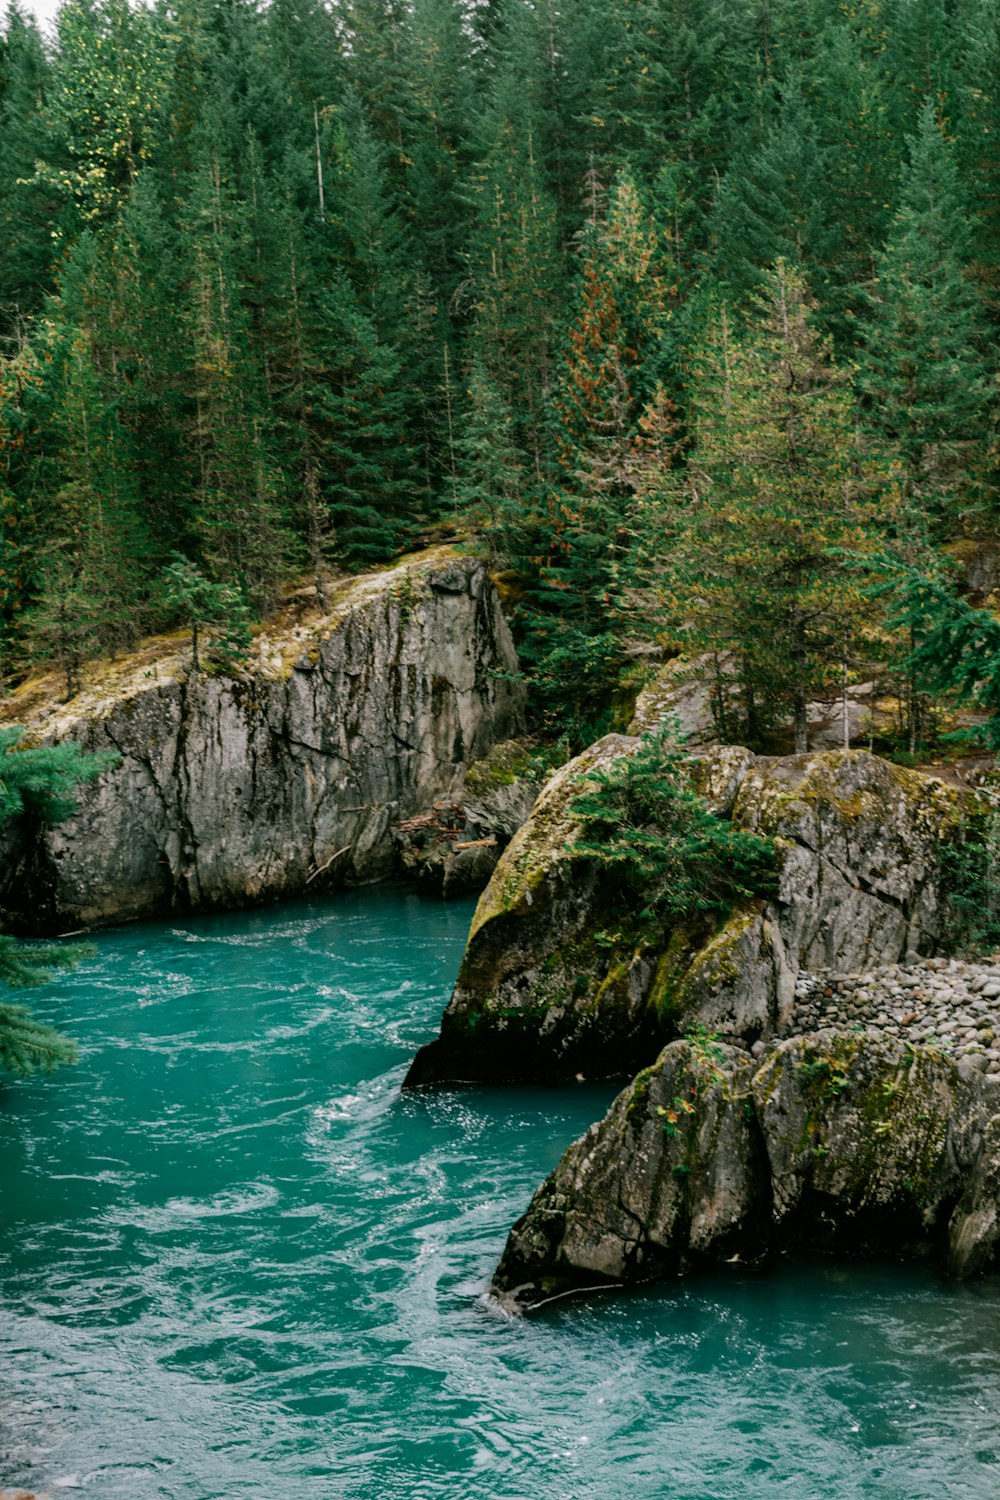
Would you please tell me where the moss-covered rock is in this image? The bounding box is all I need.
[491,1032,1000,1311]
[407,746,967,1088]
[404,735,669,1084]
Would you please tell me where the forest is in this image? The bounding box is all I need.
[2,0,1000,748]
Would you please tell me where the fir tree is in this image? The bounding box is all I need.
[0,4,55,336]
[161,553,251,671]
[655,263,888,750]
[0,724,117,1076]
[859,101,995,530]
[569,725,777,925]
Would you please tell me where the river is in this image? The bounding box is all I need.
[2,887,999,1498]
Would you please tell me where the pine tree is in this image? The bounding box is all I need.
[184,120,288,608]
[655,263,889,750]
[710,80,828,303]
[451,357,523,533]
[465,50,561,478]
[20,237,152,690]
[510,173,674,736]
[0,724,117,1077]
[161,553,251,671]
[0,4,55,336]
[859,101,995,531]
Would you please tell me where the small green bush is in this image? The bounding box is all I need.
[568,727,777,924]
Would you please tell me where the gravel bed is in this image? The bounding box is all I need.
[771,955,1000,1081]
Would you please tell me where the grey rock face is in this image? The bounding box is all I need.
[407,743,963,1086]
[0,552,524,928]
[492,1033,1000,1310]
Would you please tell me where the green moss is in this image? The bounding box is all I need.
[464,738,543,795]
[647,926,707,1023]
[627,1066,656,1124]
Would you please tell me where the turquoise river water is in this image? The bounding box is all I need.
[2,886,1000,1498]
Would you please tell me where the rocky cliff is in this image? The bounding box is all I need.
[406,740,964,1086]
[0,550,524,928]
[492,1032,1000,1311]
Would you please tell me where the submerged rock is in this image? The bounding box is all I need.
[492,1032,1000,1311]
[407,742,964,1086]
[0,550,524,928]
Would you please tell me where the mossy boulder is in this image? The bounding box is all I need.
[492,1033,1000,1311]
[404,735,666,1084]
[406,747,966,1087]
[734,750,962,972]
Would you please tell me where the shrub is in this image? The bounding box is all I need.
[568,727,777,924]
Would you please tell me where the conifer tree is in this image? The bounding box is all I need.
[465,60,561,477]
[0,4,55,336]
[451,357,524,533]
[656,263,888,750]
[859,101,995,530]
[710,81,828,303]
[184,121,288,608]
[510,173,673,736]
[20,241,151,692]
[0,725,117,1077]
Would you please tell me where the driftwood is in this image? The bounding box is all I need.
[306,845,351,884]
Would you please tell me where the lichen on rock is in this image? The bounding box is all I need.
[407,744,966,1087]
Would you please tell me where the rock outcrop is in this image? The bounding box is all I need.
[394,737,546,898]
[0,550,524,928]
[492,1032,1000,1311]
[629,653,890,752]
[406,741,964,1086]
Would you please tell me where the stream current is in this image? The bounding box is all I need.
[2,886,1000,1498]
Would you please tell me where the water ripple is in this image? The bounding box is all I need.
[3,888,1000,1497]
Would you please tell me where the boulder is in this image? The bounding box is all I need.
[406,745,965,1086]
[405,734,663,1084]
[492,1032,1000,1311]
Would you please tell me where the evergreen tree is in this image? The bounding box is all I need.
[0,4,55,336]
[655,263,888,750]
[710,81,828,303]
[0,724,117,1077]
[161,553,251,671]
[569,726,777,925]
[509,173,673,736]
[859,101,995,530]
[184,118,288,608]
[465,47,561,478]
[23,329,150,688]
[451,357,523,532]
